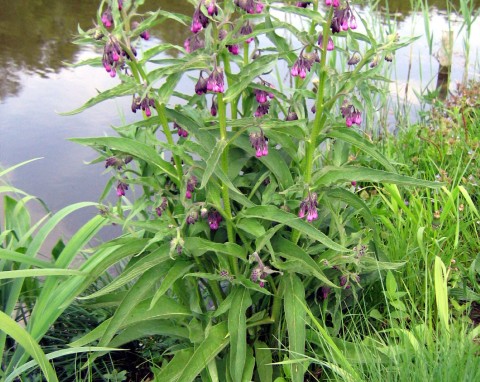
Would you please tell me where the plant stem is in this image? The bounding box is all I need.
[217,93,238,275]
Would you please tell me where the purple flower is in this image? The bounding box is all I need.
[174,122,189,138]
[205,0,219,16]
[116,181,129,197]
[240,21,254,44]
[286,111,299,121]
[105,157,123,169]
[184,34,205,54]
[186,211,199,224]
[219,29,240,56]
[156,197,168,216]
[131,94,155,117]
[325,0,340,7]
[210,98,218,116]
[118,0,123,10]
[206,66,225,93]
[347,52,361,66]
[186,175,197,199]
[331,3,357,34]
[249,252,282,287]
[101,8,113,28]
[385,53,393,62]
[298,192,318,222]
[131,21,150,40]
[291,51,316,79]
[254,102,270,118]
[191,6,209,34]
[102,39,123,77]
[235,0,264,14]
[249,131,268,157]
[340,100,362,127]
[318,34,334,51]
[296,1,312,7]
[340,275,348,287]
[321,286,331,300]
[195,73,208,95]
[207,210,222,230]
[351,180,357,187]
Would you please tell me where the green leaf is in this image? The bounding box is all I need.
[228,287,252,382]
[236,218,266,237]
[149,261,194,309]
[254,341,273,382]
[0,269,84,280]
[283,273,306,382]
[175,322,229,382]
[158,72,183,104]
[434,256,450,333]
[184,237,247,261]
[314,166,443,188]
[70,137,179,183]
[60,81,137,115]
[0,249,56,269]
[0,311,58,382]
[272,237,336,287]
[224,55,278,102]
[201,138,228,189]
[239,206,348,252]
[325,128,396,172]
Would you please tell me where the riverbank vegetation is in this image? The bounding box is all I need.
[1,1,479,381]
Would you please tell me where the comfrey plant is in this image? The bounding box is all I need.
[65,0,440,381]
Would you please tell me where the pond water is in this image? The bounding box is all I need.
[0,0,479,239]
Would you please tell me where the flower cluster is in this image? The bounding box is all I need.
[291,50,318,79]
[102,39,123,77]
[235,0,264,14]
[207,210,223,230]
[325,0,340,8]
[347,52,361,66]
[254,80,275,117]
[116,181,129,197]
[186,176,197,199]
[184,34,205,53]
[296,2,312,7]
[173,122,189,138]
[131,95,155,117]
[186,211,199,224]
[240,21,254,44]
[105,155,132,169]
[298,192,318,222]
[331,3,357,33]
[206,66,225,93]
[155,197,168,217]
[286,110,299,121]
[249,252,282,288]
[318,33,334,51]
[101,8,113,28]
[340,100,362,127]
[249,131,269,157]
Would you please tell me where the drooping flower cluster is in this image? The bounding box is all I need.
[296,1,312,8]
[186,175,197,199]
[249,252,282,288]
[325,0,340,8]
[101,8,113,28]
[206,66,225,93]
[174,122,189,138]
[207,210,223,230]
[298,192,318,222]
[249,131,268,157]
[102,38,123,77]
[291,50,318,79]
[195,72,208,95]
[331,3,357,33]
[105,155,132,169]
[131,94,155,117]
[340,100,362,127]
[184,34,205,53]
[318,33,334,51]
[210,97,218,116]
[286,110,299,121]
[186,211,199,224]
[116,181,129,197]
[235,0,264,14]
[347,52,361,66]
[219,29,239,56]
[254,80,275,117]
[155,197,168,217]
[240,21,254,44]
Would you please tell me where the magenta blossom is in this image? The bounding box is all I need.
[298,192,319,222]
[206,66,225,93]
[116,181,129,197]
[249,131,268,157]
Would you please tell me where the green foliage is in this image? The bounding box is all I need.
[46,0,446,380]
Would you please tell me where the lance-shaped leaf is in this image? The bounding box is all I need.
[254,341,273,382]
[201,138,228,189]
[70,136,178,183]
[184,237,247,260]
[239,206,348,252]
[314,166,444,188]
[284,273,307,382]
[228,287,252,382]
